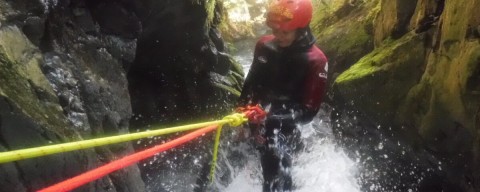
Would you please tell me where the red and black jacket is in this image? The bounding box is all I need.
[239,28,328,124]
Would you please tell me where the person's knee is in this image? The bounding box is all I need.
[281,155,292,168]
[261,151,280,177]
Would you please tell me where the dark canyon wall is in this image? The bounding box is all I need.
[0,0,241,191]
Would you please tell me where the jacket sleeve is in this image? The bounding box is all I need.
[238,37,269,106]
[297,50,328,123]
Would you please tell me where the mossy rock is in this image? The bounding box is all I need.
[210,53,243,99]
[312,0,380,77]
[334,32,426,125]
[316,18,371,54]
[0,26,75,140]
[0,2,8,22]
[397,40,480,152]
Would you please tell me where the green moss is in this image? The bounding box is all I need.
[334,33,426,124]
[230,71,245,90]
[336,33,417,83]
[191,0,216,28]
[0,52,72,137]
[318,19,371,54]
[394,41,480,151]
[212,82,240,97]
[229,56,244,77]
[210,54,243,97]
[206,0,216,26]
[312,0,380,70]
[310,0,344,27]
[369,0,382,19]
[0,1,11,22]
[0,27,77,140]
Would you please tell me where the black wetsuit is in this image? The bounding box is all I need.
[238,27,328,191]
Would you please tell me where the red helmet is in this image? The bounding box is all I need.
[266,0,313,31]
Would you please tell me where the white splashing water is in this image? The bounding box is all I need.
[222,156,263,192]
[292,139,359,192]
[222,119,360,192]
[40,0,58,13]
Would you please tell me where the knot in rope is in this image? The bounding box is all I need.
[236,104,266,124]
[222,113,247,127]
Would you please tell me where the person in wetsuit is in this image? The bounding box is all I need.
[238,0,328,191]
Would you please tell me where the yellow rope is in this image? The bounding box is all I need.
[209,113,247,182]
[209,125,223,183]
[222,113,248,127]
[0,113,248,164]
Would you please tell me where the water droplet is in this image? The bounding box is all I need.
[378,142,384,150]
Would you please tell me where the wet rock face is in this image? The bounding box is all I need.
[476,109,480,189]
[127,1,244,190]
[315,0,480,191]
[311,0,377,90]
[42,0,147,190]
[0,97,99,192]
[128,0,242,126]
[0,0,145,191]
[2,0,242,191]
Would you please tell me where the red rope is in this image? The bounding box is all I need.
[37,125,218,192]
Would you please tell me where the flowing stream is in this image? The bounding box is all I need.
[221,113,361,192]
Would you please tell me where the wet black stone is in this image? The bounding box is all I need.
[0,97,92,192]
[22,16,45,46]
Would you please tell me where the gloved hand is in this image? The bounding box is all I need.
[235,104,267,145]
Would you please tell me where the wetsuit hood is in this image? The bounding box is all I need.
[281,26,316,52]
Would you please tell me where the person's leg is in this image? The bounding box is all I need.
[261,117,302,191]
[281,152,293,191]
[278,119,298,191]
[263,130,294,191]
[261,119,283,192]
[260,146,280,192]
[261,143,293,192]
